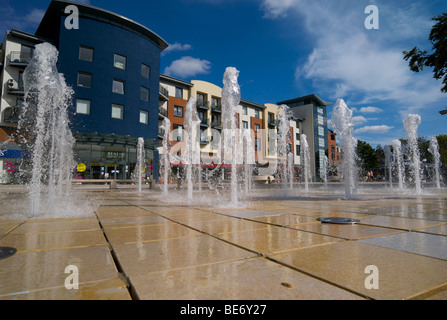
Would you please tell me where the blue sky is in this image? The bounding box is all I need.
[2,0,447,147]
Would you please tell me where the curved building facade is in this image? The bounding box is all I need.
[35,0,168,180]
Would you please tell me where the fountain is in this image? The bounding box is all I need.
[161,117,171,196]
[183,96,200,201]
[300,134,311,192]
[221,67,241,207]
[403,114,422,194]
[136,137,144,193]
[18,43,77,217]
[331,99,358,198]
[384,145,393,188]
[428,136,441,189]
[277,104,292,193]
[322,155,329,188]
[288,152,294,189]
[392,139,404,189]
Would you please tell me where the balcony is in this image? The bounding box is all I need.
[3,106,20,123]
[211,120,222,130]
[159,85,169,101]
[158,105,168,118]
[197,100,209,110]
[211,103,222,113]
[9,51,32,66]
[158,127,165,139]
[7,80,25,95]
[200,118,209,127]
[268,118,277,127]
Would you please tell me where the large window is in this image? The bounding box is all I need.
[141,64,150,79]
[111,104,124,119]
[112,79,125,94]
[254,109,260,118]
[140,87,150,101]
[76,99,90,115]
[114,54,126,70]
[174,105,183,117]
[139,110,148,124]
[173,124,184,141]
[242,121,248,129]
[77,72,92,88]
[79,46,94,62]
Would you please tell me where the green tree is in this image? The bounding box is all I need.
[356,140,378,174]
[403,13,447,92]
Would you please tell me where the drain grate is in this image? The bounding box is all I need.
[317,217,360,224]
[0,247,17,260]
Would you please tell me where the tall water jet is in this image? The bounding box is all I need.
[384,145,393,188]
[428,136,441,189]
[331,99,358,198]
[136,137,144,193]
[222,67,241,207]
[19,43,76,217]
[322,155,329,188]
[300,134,311,192]
[288,152,294,189]
[392,139,404,189]
[240,127,255,194]
[183,96,200,201]
[277,104,291,193]
[403,114,422,194]
[161,117,171,196]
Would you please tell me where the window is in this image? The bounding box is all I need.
[112,79,125,94]
[76,99,90,115]
[114,54,126,70]
[111,104,124,119]
[197,93,206,105]
[173,124,183,141]
[296,133,300,141]
[141,64,150,78]
[174,105,183,117]
[242,106,247,115]
[317,107,323,114]
[140,87,150,101]
[319,137,325,148]
[77,72,92,88]
[139,110,148,124]
[254,109,259,118]
[318,115,324,125]
[318,126,324,136]
[296,145,301,156]
[175,87,183,99]
[79,46,94,62]
[242,121,248,129]
[254,123,260,132]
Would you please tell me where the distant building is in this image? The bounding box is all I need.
[327,129,341,164]
[277,94,331,181]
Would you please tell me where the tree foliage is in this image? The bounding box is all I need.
[403,13,447,92]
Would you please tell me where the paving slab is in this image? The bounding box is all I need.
[359,216,446,231]
[360,232,447,260]
[217,224,343,254]
[417,224,447,236]
[269,241,447,300]
[0,246,119,296]
[112,235,257,277]
[131,257,364,300]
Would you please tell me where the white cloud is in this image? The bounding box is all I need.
[162,42,193,56]
[359,106,383,113]
[24,8,45,25]
[352,115,368,126]
[354,125,394,134]
[164,56,211,78]
[264,0,445,118]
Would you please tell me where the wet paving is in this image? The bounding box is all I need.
[1,185,447,300]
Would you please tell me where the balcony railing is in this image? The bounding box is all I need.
[211,120,222,129]
[7,80,25,95]
[211,103,221,112]
[268,118,277,127]
[200,118,209,127]
[159,106,168,117]
[3,106,20,122]
[159,85,169,98]
[158,127,165,138]
[197,101,209,110]
[9,51,32,66]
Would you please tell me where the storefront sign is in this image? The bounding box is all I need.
[77,163,87,172]
[0,149,22,159]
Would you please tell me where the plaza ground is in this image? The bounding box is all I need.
[1,184,447,300]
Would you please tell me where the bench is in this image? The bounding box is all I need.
[252,175,274,184]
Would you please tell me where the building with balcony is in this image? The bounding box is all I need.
[0,29,46,183]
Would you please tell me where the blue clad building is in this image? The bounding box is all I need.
[35,0,168,180]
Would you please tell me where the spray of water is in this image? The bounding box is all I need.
[428,136,441,189]
[300,134,311,192]
[403,114,422,194]
[392,139,404,189]
[19,43,78,217]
